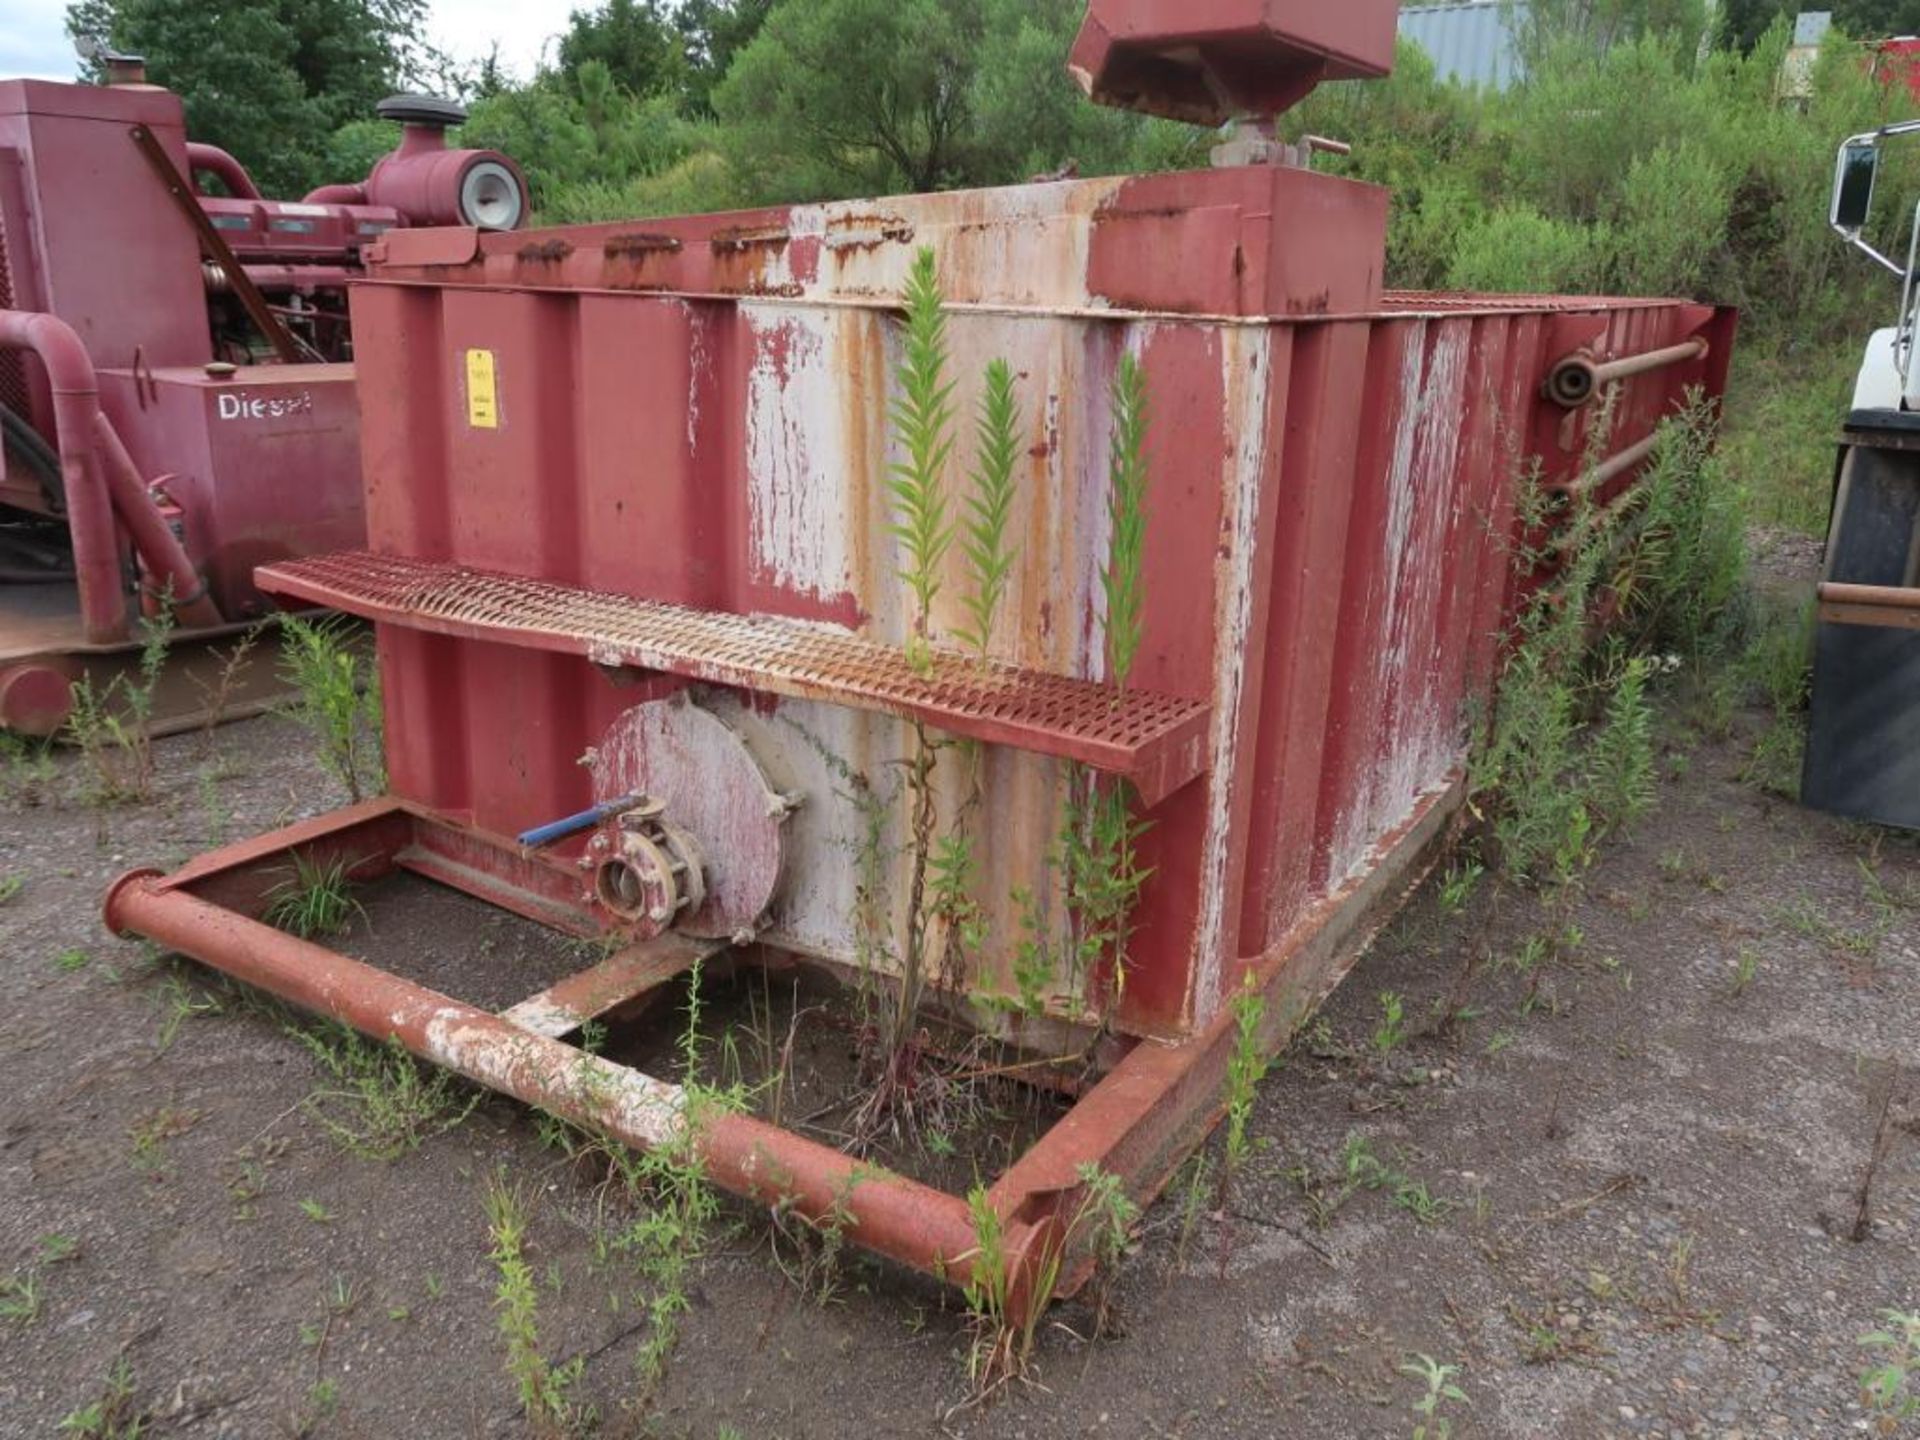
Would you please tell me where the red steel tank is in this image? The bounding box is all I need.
[105,0,1736,1313]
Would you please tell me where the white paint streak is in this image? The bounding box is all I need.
[427,1009,686,1147]
[1191,327,1271,1028]
[1388,324,1470,814]
[782,181,1127,311]
[685,306,708,457]
[498,997,584,1039]
[744,306,857,608]
[1328,322,1472,885]
[758,701,883,963]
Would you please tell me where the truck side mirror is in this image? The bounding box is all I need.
[1834,140,1881,233]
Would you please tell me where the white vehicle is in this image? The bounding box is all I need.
[1805,127,1920,828]
[1831,122,1920,411]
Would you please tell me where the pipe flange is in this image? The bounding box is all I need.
[589,692,793,940]
[1544,353,1599,409]
[591,800,706,939]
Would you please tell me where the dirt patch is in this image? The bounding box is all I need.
[0,696,1915,1437]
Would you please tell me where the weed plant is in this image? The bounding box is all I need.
[292,1023,481,1160]
[957,1162,1139,1403]
[1219,978,1270,1207]
[56,1358,146,1439]
[957,356,1021,658]
[1472,400,1739,882]
[1861,1310,1920,1435]
[278,614,384,802]
[887,246,957,676]
[68,606,174,806]
[484,1175,590,1438]
[1402,1353,1469,1440]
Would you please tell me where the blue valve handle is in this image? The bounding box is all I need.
[517,794,640,849]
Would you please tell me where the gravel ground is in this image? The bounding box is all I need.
[0,685,1914,1438]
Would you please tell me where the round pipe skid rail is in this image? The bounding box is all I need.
[102,760,1465,1320]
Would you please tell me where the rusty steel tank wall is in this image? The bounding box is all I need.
[342,165,1732,1043]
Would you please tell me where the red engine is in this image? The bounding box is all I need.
[0,64,526,732]
[193,93,526,365]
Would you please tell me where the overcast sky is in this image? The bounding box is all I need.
[0,0,566,86]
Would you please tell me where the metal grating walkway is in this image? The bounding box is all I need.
[259,551,1210,804]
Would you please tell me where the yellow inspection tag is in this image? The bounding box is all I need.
[465,348,499,429]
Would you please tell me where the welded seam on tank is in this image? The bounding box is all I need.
[1190,325,1272,1029]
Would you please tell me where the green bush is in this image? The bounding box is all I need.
[1611,140,1735,297]
[1448,207,1611,293]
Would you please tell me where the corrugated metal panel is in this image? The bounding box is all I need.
[332,168,1735,1039]
[1795,11,1833,47]
[1399,1,1524,89]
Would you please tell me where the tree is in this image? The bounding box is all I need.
[713,0,1196,203]
[1721,0,1920,48]
[716,0,983,197]
[556,0,684,100]
[1505,0,1713,74]
[63,0,425,196]
[966,0,1200,183]
[1830,0,1920,36]
[676,0,777,116]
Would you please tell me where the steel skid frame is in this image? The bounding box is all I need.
[104,776,1460,1318]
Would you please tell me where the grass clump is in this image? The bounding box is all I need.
[1218,976,1271,1208]
[1735,595,1813,798]
[0,1269,41,1325]
[957,1162,1140,1406]
[0,731,56,806]
[261,852,366,939]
